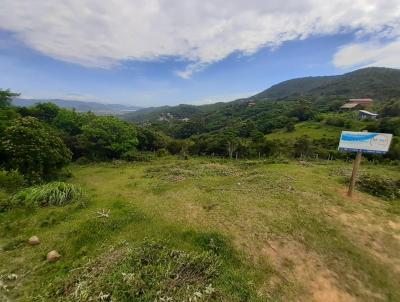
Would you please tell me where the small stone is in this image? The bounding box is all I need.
[28,236,40,245]
[47,250,61,262]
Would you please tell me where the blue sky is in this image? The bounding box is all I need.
[0,1,399,107]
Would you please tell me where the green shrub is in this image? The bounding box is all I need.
[325,116,345,127]
[357,174,400,200]
[0,190,9,212]
[314,114,325,122]
[78,116,138,160]
[0,169,25,192]
[8,181,82,209]
[156,148,170,157]
[1,117,72,183]
[286,122,295,132]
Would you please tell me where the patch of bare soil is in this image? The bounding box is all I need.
[261,238,356,302]
[332,209,400,275]
[388,220,400,231]
[337,187,364,202]
[328,188,400,276]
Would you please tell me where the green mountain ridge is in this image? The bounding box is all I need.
[124,67,400,123]
[255,67,400,100]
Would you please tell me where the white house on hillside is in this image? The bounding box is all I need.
[359,110,378,120]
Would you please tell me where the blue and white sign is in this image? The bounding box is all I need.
[338,131,392,154]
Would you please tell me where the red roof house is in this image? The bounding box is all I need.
[340,98,373,110]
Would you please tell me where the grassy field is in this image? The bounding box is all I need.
[265,116,371,141]
[1,157,400,301]
[266,122,343,140]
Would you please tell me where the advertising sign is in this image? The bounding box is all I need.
[338,131,392,154]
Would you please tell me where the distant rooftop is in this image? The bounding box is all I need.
[340,103,359,109]
[359,110,378,116]
[340,98,374,109]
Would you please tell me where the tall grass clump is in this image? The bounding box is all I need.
[9,182,82,209]
[357,174,400,200]
[59,239,221,301]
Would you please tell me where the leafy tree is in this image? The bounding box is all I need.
[288,100,314,121]
[78,116,138,160]
[380,99,400,117]
[261,139,290,157]
[386,137,400,160]
[227,140,238,159]
[1,117,72,182]
[136,127,167,151]
[53,108,86,136]
[172,120,205,139]
[52,110,90,159]
[0,108,20,167]
[377,117,400,136]
[235,139,251,158]
[0,89,19,108]
[0,107,19,134]
[250,130,265,143]
[293,136,313,157]
[19,102,60,123]
[238,120,256,138]
[167,139,190,155]
[35,102,61,122]
[324,116,345,127]
[327,99,346,111]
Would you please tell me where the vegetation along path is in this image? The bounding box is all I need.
[1,158,400,301]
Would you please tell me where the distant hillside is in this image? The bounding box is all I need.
[254,67,400,100]
[12,98,142,115]
[124,67,400,123]
[122,102,230,122]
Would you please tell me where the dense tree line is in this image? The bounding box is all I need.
[0,90,169,182]
[1,88,399,183]
[137,99,314,139]
[141,97,400,161]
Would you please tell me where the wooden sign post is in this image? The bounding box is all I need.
[347,151,362,197]
[338,131,393,198]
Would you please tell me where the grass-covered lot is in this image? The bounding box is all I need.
[1,158,400,301]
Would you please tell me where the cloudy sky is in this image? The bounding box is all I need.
[0,0,400,106]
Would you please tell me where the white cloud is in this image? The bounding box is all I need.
[333,39,400,69]
[1,0,400,77]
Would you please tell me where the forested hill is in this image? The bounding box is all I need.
[122,101,233,123]
[254,67,400,100]
[123,67,400,123]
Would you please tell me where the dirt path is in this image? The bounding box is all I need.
[262,238,357,302]
[328,190,400,276]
